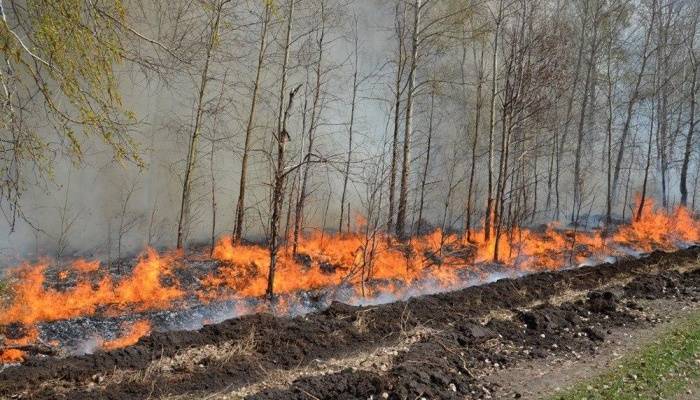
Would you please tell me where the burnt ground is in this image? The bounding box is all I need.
[0,246,699,399]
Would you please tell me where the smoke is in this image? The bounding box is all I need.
[0,1,401,262]
[1,0,693,265]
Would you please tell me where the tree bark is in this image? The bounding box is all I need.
[233,3,270,243]
[387,2,406,233]
[465,39,484,242]
[176,0,225,249]
[267,0,296,299]
[484,0,502,242]
[416,86,435,235]
[681,15,698,206]
[612,0,656,204]
[292,6,325,255]
[339,18,359,233]
[396,0,421,240]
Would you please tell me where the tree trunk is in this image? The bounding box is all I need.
[416,87,435,235]
[339,20,359,233]
[465,39,484,242]
[396,0,421,240]
[484,0,503,241]
[681,26,698,206]
[572,16,599,224]
[612,0,656,204]
[638,100,655,222]
[292,8,325,255]
[233,3,270,243]
[387,2,405,233]
[555,1,588,221]
[267,0,296,299]
[176,1,225,249]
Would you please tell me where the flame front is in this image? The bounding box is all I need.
[0,249,182,326]
[1,199,699,360]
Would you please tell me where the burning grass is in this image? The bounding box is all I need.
[0,199,699,362]
[101,320,152,351]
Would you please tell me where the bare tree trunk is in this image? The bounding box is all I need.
[176,0,226,249]
[638,100,655,222]
[339,18,359,233]
[693,158,700,211]
[655,4,671,209]
[572,14,599,224]
[612,0,656,203]
[233,3,270,243]
[681,17,698,206]
[465,38,484,242]
[209,139,217,256]
[387,2,406,233]
[396,0,420,240]
[293,6,326,255]
[555,2,588,221]
[416,86,435,235]
[484,0,503,242]
[267,0,296,299]
[493,106,512,262]
[117,181,136,259]
[622,129,639,220]
[605,27,615,229]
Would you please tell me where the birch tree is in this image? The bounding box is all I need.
[233,2,271,243]
[176,0,229,249]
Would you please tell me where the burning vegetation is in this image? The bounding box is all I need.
[1,198,698,363]
[3,5,700,398]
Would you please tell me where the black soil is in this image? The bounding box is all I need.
[2,246,699,399]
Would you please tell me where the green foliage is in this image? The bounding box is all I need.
[28,0,138,159]
[0,0,141,218]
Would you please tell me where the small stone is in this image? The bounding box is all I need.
[449,383,457,392]
[382,392,389,399]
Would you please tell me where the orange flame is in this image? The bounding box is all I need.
[0,248,182,326]
[0,195,698,361]
[0,349,25,363]
[101,320,151,350]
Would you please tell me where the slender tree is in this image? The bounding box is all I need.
[176,0,228,249]
[233,2,271,243]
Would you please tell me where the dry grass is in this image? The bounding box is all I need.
[353,307,375,334]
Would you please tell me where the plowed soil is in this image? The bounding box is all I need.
[2,246,699,399]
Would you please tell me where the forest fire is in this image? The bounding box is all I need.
[0,249,182,326]
[3,0,700,397]
[0,200,698,364]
